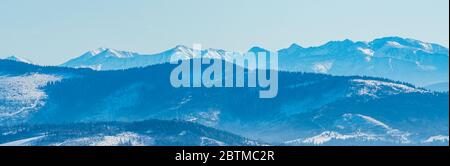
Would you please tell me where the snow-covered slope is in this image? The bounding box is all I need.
[3,56,33,64]
[61,48,144,70]
[0,120,262,146]
[284,114,412,145]
[0,73,62,124]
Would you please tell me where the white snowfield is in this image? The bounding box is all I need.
[53,132,154,146]
[0,132,154,146]
[344,114,411,144]
[285,114,412,145]
[350,79,427,98]
[284,131,382,145]
[357,47,375,57]
[0,73,62,119]
[423,135,449,144]
[387,41,405,48]
[353,114,391,129]
[0,135,46,146]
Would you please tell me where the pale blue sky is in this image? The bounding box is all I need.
[1,0,449,65]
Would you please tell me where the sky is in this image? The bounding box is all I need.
[0,0,449,65]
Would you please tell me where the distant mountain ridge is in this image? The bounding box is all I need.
[59,37,449,89]
[277,37,449,88]
[60,45,242,71]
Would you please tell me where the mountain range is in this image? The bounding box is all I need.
[0,59,448,145]
[0,36,448,146]
[58,37,449,90]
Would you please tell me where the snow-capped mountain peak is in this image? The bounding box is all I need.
[97,48,137,58]
[89,47,108,55]
[276,36,448,87]
[170,45,195,55]
[60,48,142,70]
[248,46,270,53]
[81,48,137,59]
[369,36,448,54]
[4,56,33,64]
[173,45,191,51]
[58,37,448,89]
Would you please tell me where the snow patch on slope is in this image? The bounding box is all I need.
[0,135,46,146]
[419,42,433,52]
[341,114,411,144]
[185,110,221,127]
[54,132,153,146]
[358,48,374,56]
[350,79,426,97]
[0,74,62,119]
[423,135,449,144]
[285,131,382,145]
[4,56,33,64]
[387,41,405,48]
[285,114,412,145]
[354,114,391,129]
